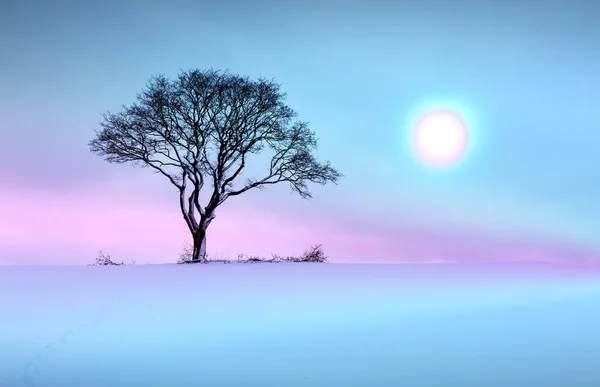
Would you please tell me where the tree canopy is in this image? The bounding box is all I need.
[90,69,341,262]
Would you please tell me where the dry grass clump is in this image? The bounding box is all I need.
[177,244,328,264]
[91,250,124,266]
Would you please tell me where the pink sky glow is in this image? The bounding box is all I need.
[1,185,597,266]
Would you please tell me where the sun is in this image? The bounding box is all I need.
[412,110,468,167]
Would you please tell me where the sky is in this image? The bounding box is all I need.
[1,0,600,265]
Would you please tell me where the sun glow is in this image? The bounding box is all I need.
[413,110,468,167]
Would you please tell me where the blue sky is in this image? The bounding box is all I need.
[1,0,600,264]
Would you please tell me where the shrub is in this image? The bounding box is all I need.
[298,244,328,262]
[92,250,124,266]
[177,242,194,264]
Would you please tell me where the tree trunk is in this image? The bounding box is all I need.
[192,228,208,263]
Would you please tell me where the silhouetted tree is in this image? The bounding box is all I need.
[89,69,341,263]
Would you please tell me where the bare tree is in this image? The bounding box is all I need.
[89,69,341,263]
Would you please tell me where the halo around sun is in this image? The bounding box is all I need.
[403,99,477,170]
[413,110,468,166]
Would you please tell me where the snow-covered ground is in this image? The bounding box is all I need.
[2,262,600,387]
